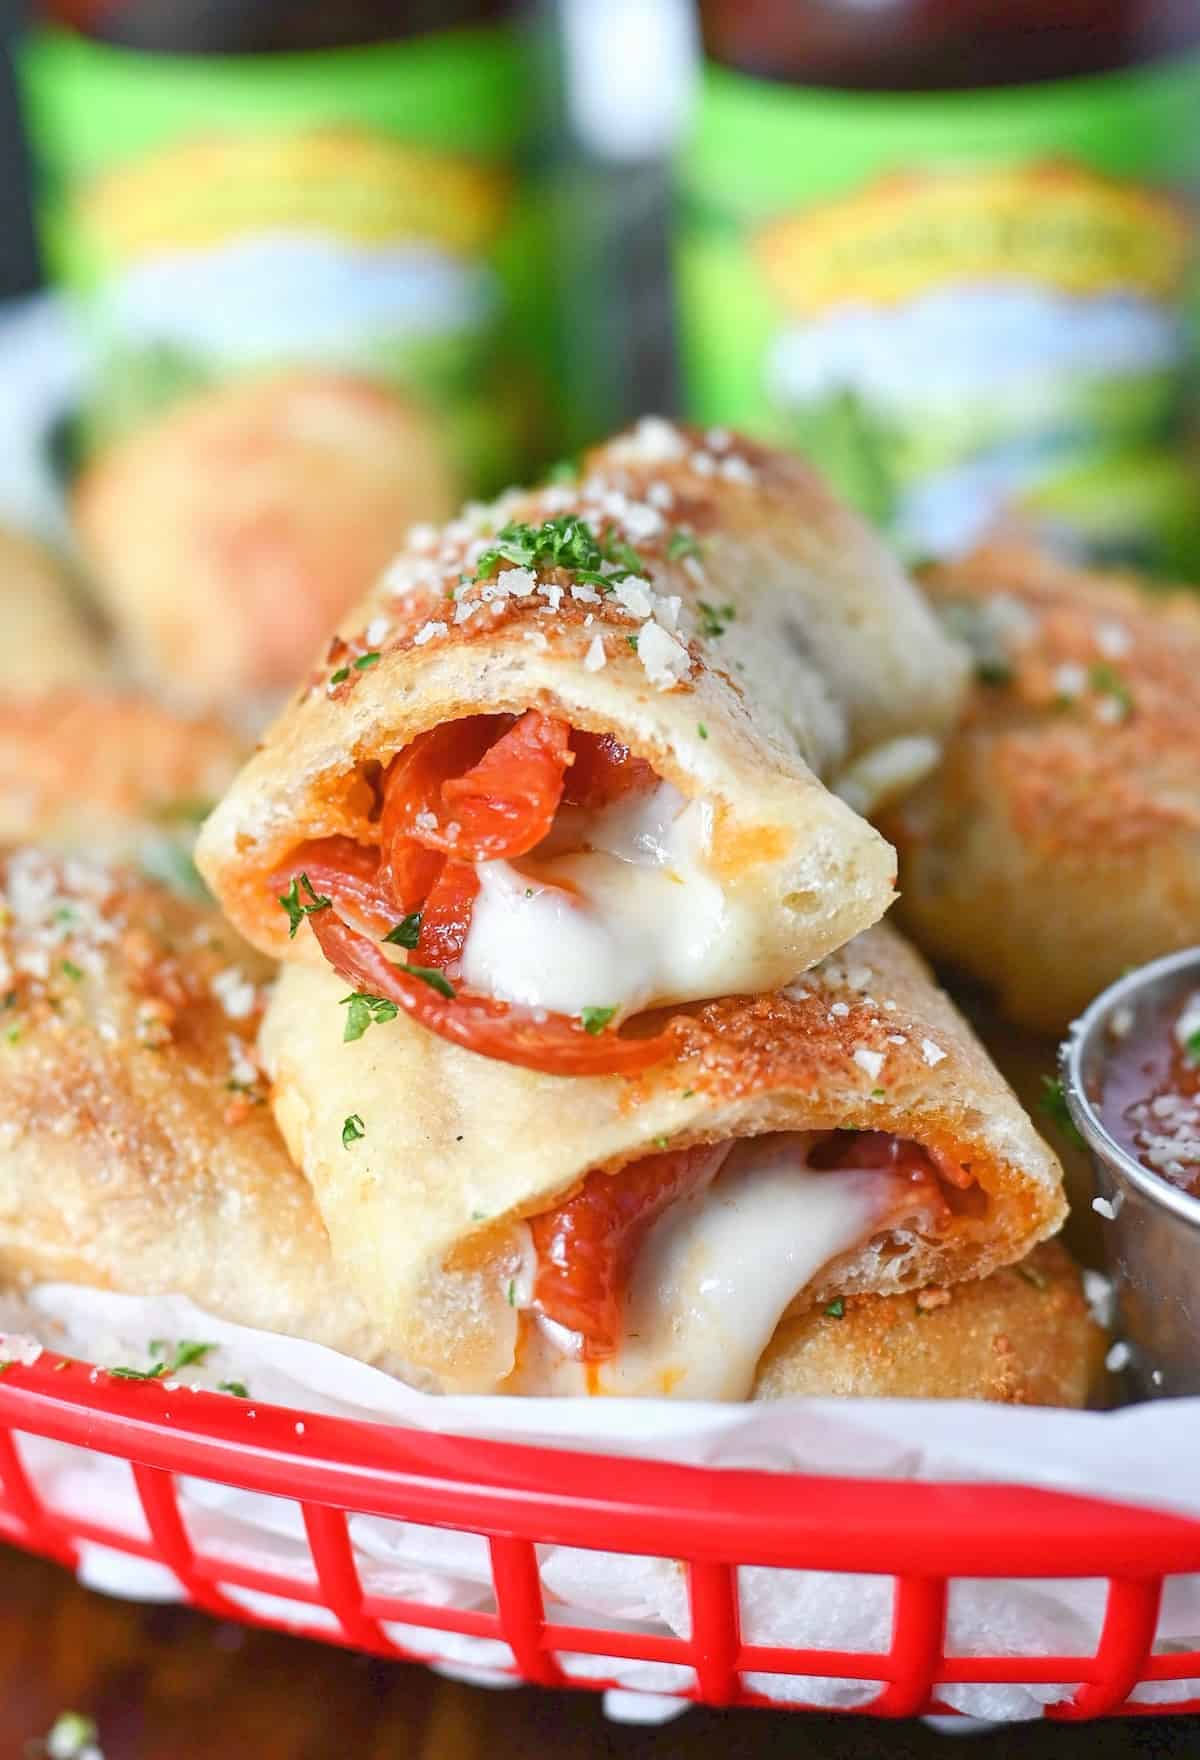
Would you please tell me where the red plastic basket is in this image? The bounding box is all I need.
[0,1353,1196,1720]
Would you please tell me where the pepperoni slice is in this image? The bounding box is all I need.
[438,710,571,861]
[807,1129,959,1210]
[530,1141,732,1358]
[564,730,657,810]
[379,717,501,910]
[309,910,677,1077]
[415,860,479,970]
[273,837,393,937]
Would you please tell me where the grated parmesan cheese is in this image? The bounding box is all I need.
[583,635,607,672]
[636,621,691,690]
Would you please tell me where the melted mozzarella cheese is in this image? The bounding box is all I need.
[459,783,760,1016]
[510,1133,924,1400]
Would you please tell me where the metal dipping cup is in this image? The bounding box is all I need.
[1061,947,1200,1399]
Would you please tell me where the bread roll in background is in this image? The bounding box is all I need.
[0,689,246,894]
[72,369,457,708]
[883,542,1200,1033]
[0,525,106,691]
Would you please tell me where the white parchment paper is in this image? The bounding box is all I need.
[0,1282,1195,1725]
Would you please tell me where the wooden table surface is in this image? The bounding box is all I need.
[0,1544,1193,1760]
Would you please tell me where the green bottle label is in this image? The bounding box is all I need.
[20,26,549,496]
[677,53,1200,574]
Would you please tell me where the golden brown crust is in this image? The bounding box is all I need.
[0,851,384,1361]
[752,1242,1105,1407]
[262,921,1066,1390]
[0,690,246,870]
[199,419,965,990]
[73,369,456,705]
[0,526,106,692]
[882,542,1200,1031]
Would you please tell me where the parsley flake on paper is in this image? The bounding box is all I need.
[342,1113,366,1148]
[109,1340,215,1381]
[580,1006,617,1036]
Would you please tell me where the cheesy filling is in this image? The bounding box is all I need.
[508,1132,939,1400]
[460,782,761,1017]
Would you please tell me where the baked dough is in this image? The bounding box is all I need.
[883,542,1200,1030]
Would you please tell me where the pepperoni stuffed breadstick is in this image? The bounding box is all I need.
[199,419,967,1077]
[260,921,1066,1397]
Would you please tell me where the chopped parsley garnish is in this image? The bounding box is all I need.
[1089,662,1133,717]
[626,632,639,650]
[278,873,332,940]
[580,1006,617,1035]
[474,515,646,593]
[697,600,736,638]
[653,1134,669,1149]
[1186,1028,1200,1065]
[976,658,1013,688]
[60,959,83,982]
[330,666,350,685]
[407,965,456,999]
[342,1113,366,1148]
[697,722,708,739]
[506,1278,517,1307]
[871,1087,886,1100]
[110,1339,214,1381]
[383,912,422,950]
[1039,1075,1085,1149]
[340,992,399,1043]
[354,651,382,670]
[219,1380,250,1399]
[667,529,702,562]
[825,1298,845,1319]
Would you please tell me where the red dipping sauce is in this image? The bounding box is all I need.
[1099,986,1200,1195]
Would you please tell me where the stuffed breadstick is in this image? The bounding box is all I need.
[754,1242,1103,1408]
[0,849,384,1363]
[199,419,966,1077]
[881,543,1200,1031]
[0,690,245,891]
[261,922,1066,1398]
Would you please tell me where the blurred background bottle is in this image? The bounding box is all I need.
[20,0,549,503]
[678,0,1200,574]
[14,0,559,705]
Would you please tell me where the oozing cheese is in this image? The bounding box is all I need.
[459,783,762,1017]
[510,1132,932,1400]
